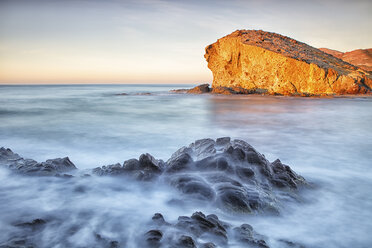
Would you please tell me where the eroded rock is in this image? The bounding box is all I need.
[144,211,269,248]
[205,30,372,95]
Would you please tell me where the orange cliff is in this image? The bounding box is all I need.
[319,48,372,72]
[204,30,372,95]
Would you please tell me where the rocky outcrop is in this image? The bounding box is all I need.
[1,138,306,214]
[142,211,269,248]
[0,141,309,247]
[320,48,372,72]
[0,147,76,176]
[187,84,211,94]
[205,30,372,95]
[92,137,306,214]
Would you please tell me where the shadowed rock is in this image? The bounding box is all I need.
[1,137,306,214]
[187,84,211,94]
[0,147,76,176]
[144,211,270,248]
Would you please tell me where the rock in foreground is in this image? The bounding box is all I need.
[1,138,306,214]
[92,137,306,214]
[205,30,372,95]
[142,211,269,248]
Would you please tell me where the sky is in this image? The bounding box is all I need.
[0,0,371,84]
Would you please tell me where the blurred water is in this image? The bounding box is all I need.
[0,84,372,247]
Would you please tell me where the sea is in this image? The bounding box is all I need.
[0,84,371,247]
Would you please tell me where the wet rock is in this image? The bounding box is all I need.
[176,235,196,248]
[0,147,76,176]
[144,230,162,247]
[166,153,193,173]
[152,213,168,226]
[2,137,306,214]
[187,84,211,94]
[169,175,216,201]
[92,154,164,180]
[145,212,270,248]
[123,159,140,170]
[234,224,269,248]
[138,153,163,173]
[195,155,230,171]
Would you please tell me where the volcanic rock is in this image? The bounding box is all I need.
[205,30,372,95]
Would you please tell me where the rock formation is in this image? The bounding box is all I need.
[320,48,372,72]
[92,137,306,214]
[0,140,308,248]
[1,138,306,214]
[0,147,76,176]
[142,211,269,248]
[205,30,372,95]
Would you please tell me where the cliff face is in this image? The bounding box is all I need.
[320,48,372,72]
[205,30,372,95]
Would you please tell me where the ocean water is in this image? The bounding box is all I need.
[0,84,372,247]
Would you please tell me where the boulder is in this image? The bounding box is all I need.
[187,84,211,94]
[205,30,372,95]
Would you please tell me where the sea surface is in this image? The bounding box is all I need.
[0,84,372,247]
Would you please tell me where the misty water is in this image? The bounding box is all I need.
[0,84,371,248]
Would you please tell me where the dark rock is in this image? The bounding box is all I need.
[144,229,162,247]
[138,153,163,173]
[234,224,269,248]
[216,137,231,146]
[176,235,196,248]
[187,84,211,94]
[2,137,306,214]
[236,166,255,179]
[123,159,140,170]
[195,155,230,171]
[0,147,76,176]
[152,213,167,225]
[145,211,274,248]
[169,175,216,201]
[166,153,193,173]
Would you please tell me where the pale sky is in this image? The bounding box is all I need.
[0,0,371,84]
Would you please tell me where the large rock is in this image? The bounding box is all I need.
[1,137,306,214]
[164,137,306,214]
[205,30,372,95]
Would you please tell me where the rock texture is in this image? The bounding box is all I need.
[320,48,372,72]
[92,137,306,214]
[0,147,76,176]
[205,30,372,95]
[142,211,269,248]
